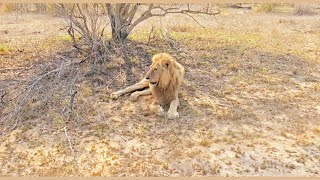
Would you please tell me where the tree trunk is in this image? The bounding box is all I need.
[106,3,131,43]
[106,3,143,43]
[109,14,130,42]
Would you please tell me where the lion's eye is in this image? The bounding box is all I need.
[154,68,157,71]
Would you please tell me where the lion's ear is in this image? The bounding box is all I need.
[162,60,170,68]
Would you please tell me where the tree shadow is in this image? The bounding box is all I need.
[87,36,320,133]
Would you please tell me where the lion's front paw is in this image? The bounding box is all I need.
[130,93,139,102]
[110,92,119,100]
[158,106,166,117]
[167,111,179,119]
[150,104,165,116]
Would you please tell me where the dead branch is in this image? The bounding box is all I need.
[7,55,87,132]
[106,70,123,90]
[69,90,77,113]
[183,13,206,28]
[64,126,76,158]
[0,90,6,104]
[59,3,219,44]
[17,64,34,76]
[122,4,218,39]
[0,67,24,72]
[10,65,67,131]
[147,25,156,44]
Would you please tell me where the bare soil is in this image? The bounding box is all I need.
[0,8,320,176]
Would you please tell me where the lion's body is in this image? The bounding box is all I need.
[110,53,185,119]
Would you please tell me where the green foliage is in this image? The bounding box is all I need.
[128,30,150,42]
[0,44,11,54]
[55,34,72,42]
[255,4,274,13]
[129,56,139,64]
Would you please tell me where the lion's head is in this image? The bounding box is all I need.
[145,53,184,103]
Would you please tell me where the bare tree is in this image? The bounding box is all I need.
[106,4,219,42]
[107,3,220,42]
[59,4,111,70]
[59,4,107,49]
[60,3,220,45]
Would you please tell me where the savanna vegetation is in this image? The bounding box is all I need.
[0,3,320,176]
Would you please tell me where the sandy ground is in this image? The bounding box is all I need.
[0,7,320,176]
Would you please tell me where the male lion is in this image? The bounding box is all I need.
[110,53,185,119]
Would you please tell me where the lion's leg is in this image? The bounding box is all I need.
[150,101,165,116]
[167,95,180,119]
[110,78,149,100]
[130,88,151,101]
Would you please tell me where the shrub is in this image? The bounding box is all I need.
[293,4,316,15]
[0,44,11,54]
[254,3,274,13]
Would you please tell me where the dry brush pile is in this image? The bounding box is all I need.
[1,3,219,135]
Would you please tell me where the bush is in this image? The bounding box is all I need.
[254,4,274,13]
[0,3,60,15]
[0,44,11,55]
[294,4,316,15]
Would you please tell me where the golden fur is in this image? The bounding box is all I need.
[110,53,185,119]
[147,53,185,105]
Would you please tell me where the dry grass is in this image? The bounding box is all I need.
[254,4,274,13]
[1,6,320,176]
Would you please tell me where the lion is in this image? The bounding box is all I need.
[110,53,185,119]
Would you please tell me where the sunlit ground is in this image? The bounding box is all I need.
[0,6,320,176]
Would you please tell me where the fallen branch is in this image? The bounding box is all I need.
[17,64,34,76]
[69,90,77,114]
[64,125,80,174]
[0,90,6,104]
[0,67,24,72]
[106,71,122,90]
[8,55,88,132]
[10,66,64,132]
[64,126,75,155]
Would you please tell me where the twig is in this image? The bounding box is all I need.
[59,26,69,31]
[8,58,84,132]
[64,125,80,175]
[106,71,122,90]
[69,90,77,113]
[0,90,6,104]
[183,13,205,28]
[147,25,156,44]
[17,64,34,76]
[9,67,63,131]
[100,21,111,38]
[64,126,76,157]
[0,67,24,72]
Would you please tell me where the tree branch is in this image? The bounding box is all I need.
[127,4,154,33]
[128,4,220,32]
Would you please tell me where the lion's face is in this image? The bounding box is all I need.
[145,53,173,87]
[145,62,165,87]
